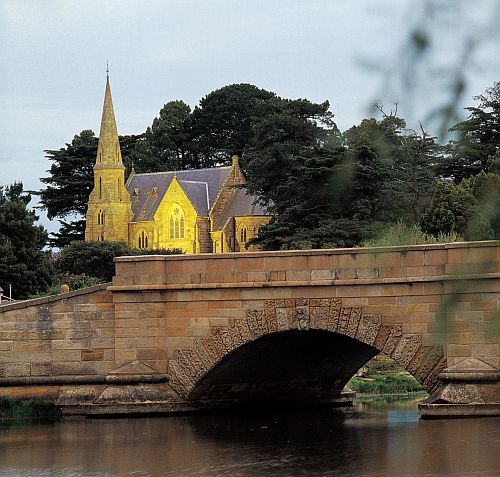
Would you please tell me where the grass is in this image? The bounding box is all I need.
[348,374,423,394]
[347,355,425,395]
[0,397,61,421]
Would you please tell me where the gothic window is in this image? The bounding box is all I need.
[138,230,148,249]
[239,225,247,243]
[169,216,175,239]
[97,210,104,225]
[99,177,102,199]
[169,206,185,239]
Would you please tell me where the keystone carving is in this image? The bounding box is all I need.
[168,297,444,399]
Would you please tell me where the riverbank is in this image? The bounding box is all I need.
[347,355,424,395]
[0,397,61,421]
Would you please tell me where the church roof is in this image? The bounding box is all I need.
[126,167,231,221]
[213,187,268,231]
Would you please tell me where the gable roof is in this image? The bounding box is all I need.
[213,187,268,231]
[126,167,231,221]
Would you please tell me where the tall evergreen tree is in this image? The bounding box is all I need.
[0,183,52,299]
[130,100,192,172]
[188,83,277,166]
[438,82,500,182]
[243,98,342,249]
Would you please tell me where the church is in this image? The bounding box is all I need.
[85,74,270,253]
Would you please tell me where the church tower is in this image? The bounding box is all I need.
[85,70,132,243]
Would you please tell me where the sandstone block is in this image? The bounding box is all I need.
[5,363,30,377]
[81,349,105,361]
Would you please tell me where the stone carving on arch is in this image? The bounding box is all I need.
[168,298,446,399]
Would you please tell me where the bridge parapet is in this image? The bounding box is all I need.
[111,240,499,291]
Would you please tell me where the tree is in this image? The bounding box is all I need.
[438,82,500,182]
[55,241,182,282]
[188,84,277,166]
[130,100,192,172]
[462,171,500,240]
[39,130,97,246]
[244,103,442,250]
[39,130,142,247]
[0,183,52,299]
[421,181,477,237]
[243,98,341,249]
[342,113,438,227]
[55,240,131,282]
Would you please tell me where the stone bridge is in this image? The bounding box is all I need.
[0,241,498,417]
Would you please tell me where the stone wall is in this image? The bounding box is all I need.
[0,284,115,382]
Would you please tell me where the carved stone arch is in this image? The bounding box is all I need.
[168,298,446,399]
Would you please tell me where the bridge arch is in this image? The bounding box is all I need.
[168,297,446,401]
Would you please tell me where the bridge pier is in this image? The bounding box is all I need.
[419,357,500,417]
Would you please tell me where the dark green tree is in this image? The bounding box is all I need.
[55,240,131,282]
[248,107,440,250]
[438,82,500,182]
[188,83,277,166]
[243,98,342,249]
[462,171,500,239]
[421,181,477,237]
[0,183,52,299]
[130,100,192,172]
[343,114,438,227]
[55,240,182,282]
[39,130,97,246]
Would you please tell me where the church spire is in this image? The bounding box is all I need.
[85,68,132,244]
[96,68,123,167]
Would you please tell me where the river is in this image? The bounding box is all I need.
[0,395,499,477]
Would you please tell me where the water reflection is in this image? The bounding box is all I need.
[0,397,498,477]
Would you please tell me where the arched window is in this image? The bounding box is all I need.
[138,230,148,249]
[169,216,175,239]
[97,210,104,225]
[239,225,247,244]
[169,206,185,239]
[99,177,102,199]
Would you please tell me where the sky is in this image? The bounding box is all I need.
[1,0,500,234]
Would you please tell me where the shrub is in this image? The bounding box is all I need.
[362,220,463,247]
[55,241,182,282]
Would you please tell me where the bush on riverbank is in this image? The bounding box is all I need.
[348,355,424,395]
[348,373,423,394]
[0,397,61,420]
